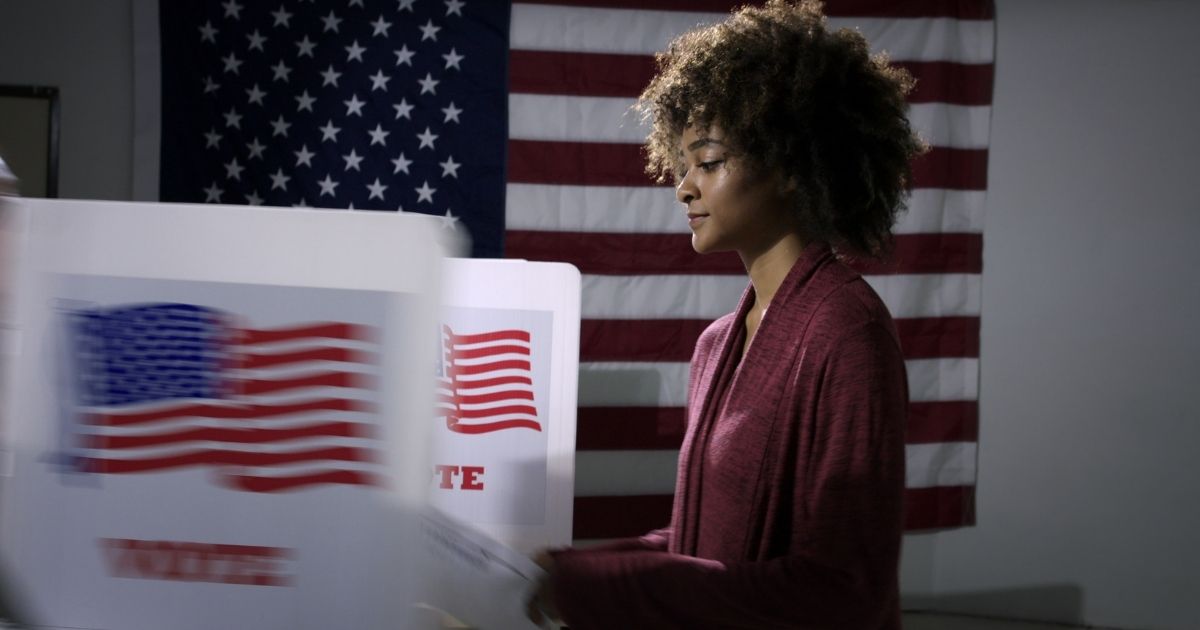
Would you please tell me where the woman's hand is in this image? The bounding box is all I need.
[525,550,562,627]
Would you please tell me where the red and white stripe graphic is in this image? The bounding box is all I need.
[436,326,543,434]
[76,322,381,493]
[504,0,993,540]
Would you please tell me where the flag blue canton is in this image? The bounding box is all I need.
[70,304,227,406]
[158,0,509,258]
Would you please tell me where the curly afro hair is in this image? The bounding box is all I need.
[636,0,927,259]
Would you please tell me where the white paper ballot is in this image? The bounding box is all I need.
[416,508,548,630]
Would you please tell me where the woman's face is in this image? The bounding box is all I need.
[675,125,796,256]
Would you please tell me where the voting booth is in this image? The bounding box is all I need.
[0,199,579,629]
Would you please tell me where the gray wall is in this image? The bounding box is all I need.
[1,1,1198,628]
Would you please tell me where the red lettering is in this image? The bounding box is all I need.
[432,465,486,490]
[433,464,460,488]
[98,538,292,587]
[460,466,484,490]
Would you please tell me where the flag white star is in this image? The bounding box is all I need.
[443,48,464,70]
[270,168,290,190]
[441,209,459,230]
[297,36,316,57]
[199,21,218,43]
[445,0,466,17]
[246,84,266,105]
[222,0,243,20]
[345,40,366,62]
[344,94,366,116]
[367,178,388,200]
[418,72,439,95]
[295,90,316,111]
[415,180,436,203]
[247,30,267,52]
[393,98,414,119]
[394,45,415,66]
[271,60,292,82]
[417,127,438,150]
[223,108,242,129]
[245,191,264,206]
[369,70,391,91]
[203,76,219,93]
[398,0,416,11]
[204,129,221,148]
[439,155,461,178]
[321,66,342,87]
[293,199,310,208]
[225,158,244,180]
[246,137,267,159]
[368,124,390,146]
[419,19,441,41]
[203,183,222,202]
[318,174,339,197]
[349,0,364,7]
[222,52,243,74]
[322,11,342,33]
[271,6,293,28]
[391,152,412,174]
[343,149,364,171]
[270,115,291,137]
[442,102,462,123]
[320,120,341,142]
[371,15,392,37]
[294,144,316,167]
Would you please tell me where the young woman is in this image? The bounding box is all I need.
[528,1,925,627]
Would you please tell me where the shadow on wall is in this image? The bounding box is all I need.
[903,584,1087,628]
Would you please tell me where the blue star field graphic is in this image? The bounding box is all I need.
[158,0,509,257]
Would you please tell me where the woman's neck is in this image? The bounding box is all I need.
[741,231,806,313]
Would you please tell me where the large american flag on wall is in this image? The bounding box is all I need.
[137,0,993,539]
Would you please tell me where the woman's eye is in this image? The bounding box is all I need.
[698,160,724,172]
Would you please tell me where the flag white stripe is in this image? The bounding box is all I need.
[578,358,978,407]
[509,94,991,150]
[582,273,981,320]
[506,184,986,235]
[574,442,977,496]
[511,4,994,63]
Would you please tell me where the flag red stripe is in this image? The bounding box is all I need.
[573,485,976,539]
[904,485,976,530]
[514,0,995,20]
[238,371,363,395]
[447,419,544,434]
[92,398,370,427]
[87,421,373,449]
[80,446,375,473]
[238,323,370,345]
[506,231,981,275]
[444,375,533,389]
[241,346,366,369]
[441,390,534,405]
[510,50,992,106]
[575,399,977,450]
[449,360,532,376]
[450,344,531,360]
[224,469,380,493]
[449,404,538,419]
[447,329,531,345]
[577,406,687,450]
[507,140,987,190]
[907,401,979,444]
[580,316,979,362]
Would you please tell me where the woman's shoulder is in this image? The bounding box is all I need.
[695,311,739,359]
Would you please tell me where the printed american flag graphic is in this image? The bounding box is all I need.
[144,0,993,537]
[436,326,541,435]
[67,303,382,493]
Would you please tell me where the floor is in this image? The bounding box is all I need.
[904,612,1121,629]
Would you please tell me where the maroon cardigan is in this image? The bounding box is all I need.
[552,243,908,629]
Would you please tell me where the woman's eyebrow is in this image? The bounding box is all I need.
[686,137,726,152]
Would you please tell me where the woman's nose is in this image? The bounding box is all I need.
[676,173,697,205]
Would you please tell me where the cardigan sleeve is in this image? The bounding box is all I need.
[550,321,907,630]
